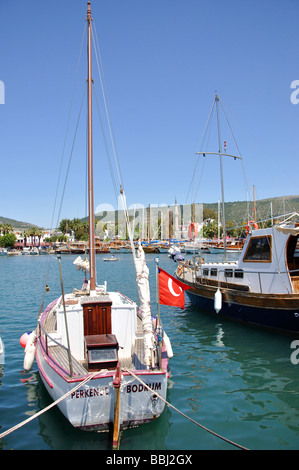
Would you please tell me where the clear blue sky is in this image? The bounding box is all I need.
[0,0,298,228]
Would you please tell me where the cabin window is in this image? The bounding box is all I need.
[243,236,272,262]
[234,269,244,278]
[210,268,218,276]
[203,269,209,276]
[224,269,233,278]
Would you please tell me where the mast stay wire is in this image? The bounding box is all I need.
[91,21,124,197]
[185,99,215,204]
[37,24,87,316]
[91,20,137,256]
[51,23,87,232]
[219,98,251,214]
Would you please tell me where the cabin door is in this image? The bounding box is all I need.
[83,300,112,336]
[286,235,299,293]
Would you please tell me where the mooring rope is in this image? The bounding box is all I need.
[1,367,249,450]
[123,368,249,451]
[0,371,98,440]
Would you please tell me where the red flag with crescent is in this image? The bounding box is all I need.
[158,267,191,309]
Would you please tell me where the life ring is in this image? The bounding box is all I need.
[245,221,258,234]
[188,222,198,239]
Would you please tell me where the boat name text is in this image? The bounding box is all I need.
[71,386,109,399]
[126,382,161,393]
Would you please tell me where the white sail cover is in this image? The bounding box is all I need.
[73,256,90,272]
[276,225,299,236]
[134,240,155,367]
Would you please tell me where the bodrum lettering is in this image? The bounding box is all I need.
[71,387,109,399]
[126,382,161,393]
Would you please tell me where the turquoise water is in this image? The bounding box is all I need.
[0,252,299,450]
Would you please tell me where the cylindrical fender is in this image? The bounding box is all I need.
[23,330,36,372]
[214,288,222,314]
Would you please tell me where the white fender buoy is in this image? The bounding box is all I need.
[214,288,222,313]
[23,330,36,372]
[163,332,174,359]
[20,331,32,348]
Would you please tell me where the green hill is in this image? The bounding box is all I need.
[0,216,38,230]
[3,195,299,230]
[204,195,299,226]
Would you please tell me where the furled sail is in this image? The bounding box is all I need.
[134,240,155,367]
[73,256,90,272]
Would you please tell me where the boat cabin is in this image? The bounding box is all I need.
[198,224,299,295]
[54,288,137,370]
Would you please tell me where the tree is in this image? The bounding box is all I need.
[29,226,38,247]
[59,219,72,234]
[2,223,13,234]
[203,221,219,238]
[0,233,16,248]
[203,208,217,221]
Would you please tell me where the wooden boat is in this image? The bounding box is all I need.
[176,221,299,335]
[23,2,172,449]
[143,244,160,253]
[175,94,299,335]
[208,239,244,254]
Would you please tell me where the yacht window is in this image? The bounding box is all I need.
[224,269,233,278]
[210,268,218,276]
[234,269,244,278]
[243,236,272,262]
[203,269,209,276]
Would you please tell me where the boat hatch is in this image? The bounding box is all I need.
[85,334,119,371]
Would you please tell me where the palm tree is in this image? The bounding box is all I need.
[35,228,43,247]
[29,227,38,247]
[23,230,31,247]
[2,223,13,234]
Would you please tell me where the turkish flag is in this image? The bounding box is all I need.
[158,267,191,309]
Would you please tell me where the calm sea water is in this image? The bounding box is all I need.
[0,251,299,451]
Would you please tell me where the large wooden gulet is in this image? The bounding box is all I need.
[174,95,299,336]
[21,2,172,449]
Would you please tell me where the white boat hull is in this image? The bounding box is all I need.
[36,341,167,431]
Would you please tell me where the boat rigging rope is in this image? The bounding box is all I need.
[0,367,249,449]
[123,368,249,451]
[0,371,98,441]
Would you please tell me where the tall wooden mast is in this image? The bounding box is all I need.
[87,1,96,291]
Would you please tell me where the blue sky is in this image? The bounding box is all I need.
[0,0,298,228]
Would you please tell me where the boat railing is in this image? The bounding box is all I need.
[192,265,299,294]
[38,321,74,377]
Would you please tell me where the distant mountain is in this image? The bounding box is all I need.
[203,195,299,226]
[3,195,299,230]
[0,216,39,230]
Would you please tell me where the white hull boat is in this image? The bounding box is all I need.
[21,2,172,449]
[36,289,169,432]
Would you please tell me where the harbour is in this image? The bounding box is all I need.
[1,0,299,453]
[1,252,299,450]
